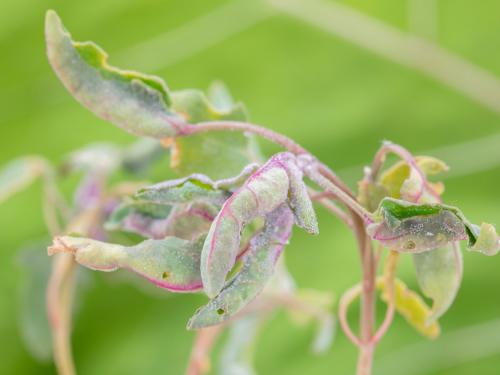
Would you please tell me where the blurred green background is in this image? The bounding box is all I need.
[1,0,499,374]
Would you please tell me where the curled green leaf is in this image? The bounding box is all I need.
[188,205,294,328]
[48,235,203,292]
[413,243,463,323]
[368,198,467,253]
[45,10,185,138]
[135,164,259,206]
[200,153,317,297]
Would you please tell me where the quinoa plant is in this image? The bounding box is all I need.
[2,11,499,375]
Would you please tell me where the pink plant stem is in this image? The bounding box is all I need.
[304,168,374,224]
[186,326,224,375]
[47,204,103,375]
[338,284,362,347]
[357,239,376,375]
[308,188,353,229]
[184,121,307,155]
[47,254,77,375]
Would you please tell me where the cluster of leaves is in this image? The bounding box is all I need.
[358,146,499,338]
[1,11,338,374]
[1,9,499,375]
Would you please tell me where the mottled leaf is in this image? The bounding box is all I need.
[368,198,467,253]
[378,277,440,339]
[413,243,462,323]
[45,11,185,138]
[0,157,47,204]
[188,205,294,328]
[368,198,500,254]
[49,235,203,292]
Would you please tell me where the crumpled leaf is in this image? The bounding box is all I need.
[368,198,467,253]
[168,84,256,179]
[413,243,463,323]
[48,235,203,292]
[105,200,172,239]
[45,11,185,138]
[188,205,294,328]
[368,198,499,255]
[200,153,317,297]
[135,164,259,205]
[378,277,440,339]
[0,156,48,203]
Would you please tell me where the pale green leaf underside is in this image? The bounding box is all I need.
[170,87,256,179]
[49,236,203,293]
[413,243,463,323]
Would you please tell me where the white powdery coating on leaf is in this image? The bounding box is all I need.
[49,236,204,293]
[368,210,467,253]
[188,205,294,329]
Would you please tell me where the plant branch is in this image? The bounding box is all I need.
[186,326,224,375]
[184,121,307,155]
[304,167,374,224]
[308,188,353,229]
[47,204,103,375]
[47,254,77,375]
[357,239,376,375]
[338,284,363,347]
